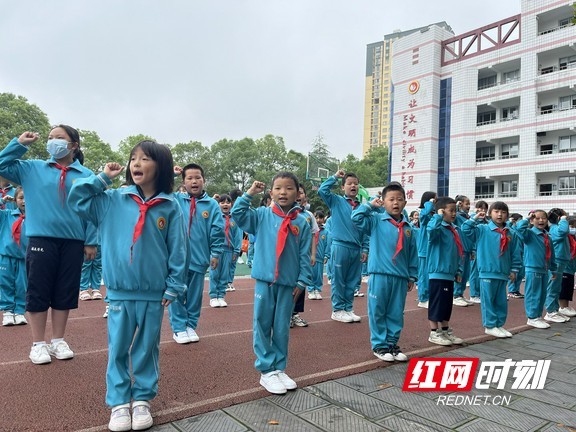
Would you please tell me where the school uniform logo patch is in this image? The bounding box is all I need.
[290,225,300,236]
[321,234,326,240]
[405,229,412,237]
[231,221,236,227]
[202,211,209,218]
[157,217,166,230]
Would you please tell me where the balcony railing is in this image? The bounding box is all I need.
[499,192,518,198]
[477,119,497,126]
[476,156,496,162]
[540,104,576,115]
[539,190,576,196]
[475,193,494,199]
[538,22,573,36]
[477,76,520,90]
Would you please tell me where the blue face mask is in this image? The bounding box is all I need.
[46,139,71,159]
[570,228,576,236]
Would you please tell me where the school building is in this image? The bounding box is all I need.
[365,0,576,214]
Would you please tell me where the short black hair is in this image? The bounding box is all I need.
[547,208,566,224]
[271,171,299,190]
[229,189,242,202]
[126,140,175,195]
[382,181,405,199]
[314,209,325,218]
[182,163,204,180]
[454,194,469,202]
[342,172,359,184]
[510,213,522,222]
[488,201,509,216]
[298,182,307,196]
[419,191,437,209]
[259,192,271,207]
[475,200,489,211]
[218,194,232,203]
[434,196,456,212]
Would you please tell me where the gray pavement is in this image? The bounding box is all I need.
[152,320,576,432]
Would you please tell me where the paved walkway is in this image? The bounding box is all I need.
[154,319,576,432]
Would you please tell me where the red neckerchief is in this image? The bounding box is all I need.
[494,226,510,256]
[224,214,231,247]
[445,224,464,257]
[11,213,25,246]
[346,198,359,210]
[50,163,70,206]
[543,232,551,262]
[271,205,300,281]
[129,195,166,263]
[187,195,197,236]
[388,218,407,261]
[568,234,576,259]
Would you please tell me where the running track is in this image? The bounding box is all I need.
[0,278,533,431]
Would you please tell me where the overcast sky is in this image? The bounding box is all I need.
[1,1,521,160]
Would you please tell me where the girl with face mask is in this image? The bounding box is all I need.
[0,126,97,365]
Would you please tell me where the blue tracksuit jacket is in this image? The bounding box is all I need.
[426,214,463,280]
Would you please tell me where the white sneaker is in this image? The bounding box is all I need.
[108,404,131,432]
[14,314,27,325]
[354,290,365,297]
[132,401,153,431]
[443,329,464,345]
[498,327,513,337]
[462,297,475,305]
[347,311,362,322]
[417,301,429,309]
[209,298,220,308]
[226,283,236,292]
[469,297,481,304]
[559,306,576,317]
[260,371,287,394]
[48,340,74,360]
[308,291,316,300]
[453,297,468,307]
[186,327,200,342]
[29,344,51,365]
[485,327,507,338]
[527,318,550,329]
[373,348,394,362]
[275,370,297,390]
[315,290,322,300]
[2,312,15,326]
[103,305,109,318]
[429,330,452,346]
[558,312,571,321]
[331,310,354,323]
[218,298,228,307]
[173,331,191,344]
[544,312,568,323]
[390,345,408,361]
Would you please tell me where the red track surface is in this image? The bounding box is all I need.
[0,279,531,431]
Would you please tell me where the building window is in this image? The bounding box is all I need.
[559,135,576,152]
[476,146,495,162]
[559,55,576,70]
[540,143,555,155]
[539,183,556,196]
[501,106,519,121]
[477,111,496,125]
[501,143,519,159]
[475,181,494,199]
[559,95,576,111]
[478,75,497,90]
[559,17,572,27]
[559,176,576,195]
[500,180,518,197]
[503,69,520,83]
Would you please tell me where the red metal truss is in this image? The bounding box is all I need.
[441,15,521,66]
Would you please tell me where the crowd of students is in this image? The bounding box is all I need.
[0,127,574,431]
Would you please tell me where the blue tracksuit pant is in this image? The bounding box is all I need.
[330,243,362,311]
[524,271,547,319]
[106,300,163,407]
[253,280,293,373]
[210,250,233,299]
[308,260,324,292]
[469,257,480,298]
[368,274,408,350]
[546,262,566,313]
[480,278,508,328]
[453,252,471,297]
[507,266,525,294]
[417,257,429,302]
[0,255,26,315]
[80,246,102,291]
[228,258,237,284]
[169,269,206,332]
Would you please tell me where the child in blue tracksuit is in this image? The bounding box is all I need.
[516,210,558,329]
[468,200,489,303]
[209,194,242,307]
[324,216,334,283]
[352,182,418,362]
[232,173,312,395]
[426,197,464,346]
[507,213,525,298]
[559,217,576,317]
[0,128,97,365]
[462,201,521,338]
[69,141,188,432]
[168,163,225,344]
[416,191,436,308]
[0,178,16,210]
[308,209,328,300]
[318,170,368,323]
[0,187,28,326]
[247,233,256,267]
[79,231,103,301]
[453,195,474,307]
[543,208,571,323]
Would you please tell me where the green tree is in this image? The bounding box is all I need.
[171,140,211,169]
[79,130,118,173]
[0,93,51,160]
[340,146,389,189]
[209,138,257,193]
[116,134,156,165]
[252,135,291,183]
